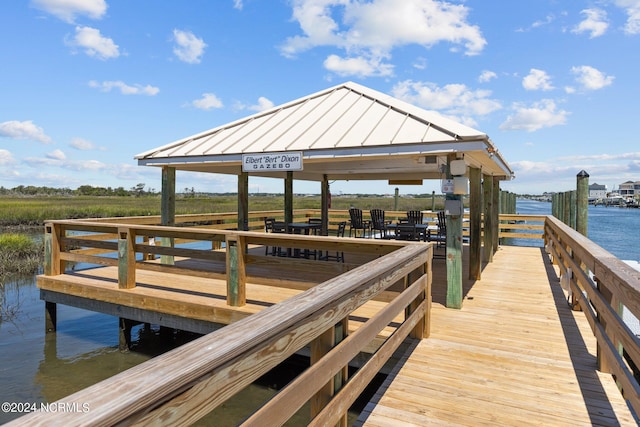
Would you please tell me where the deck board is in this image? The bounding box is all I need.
[358,245,638,426]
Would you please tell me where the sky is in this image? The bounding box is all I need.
[1,0,639,196]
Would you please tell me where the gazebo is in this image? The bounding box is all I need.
[135,81,514,308]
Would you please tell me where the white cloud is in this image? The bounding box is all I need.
[613,0,640,35]
[249,97,275,112]
[478,70,497,83]
[65,159,106,171]
[0,149,16,166]
[391,80,502,125]
[571,65,614,91]
[522,69,554,91]
[89,80,160,96]
[70,137,97,150]
[323,54,394,77]
[31,0,107,23]
[233,0,243,10]
[172,29,207,64]
[572,8,609,38]
[0,120,53,144]
[67,26,120,60]
[47,149,66,161]
[281,0,486,77]
[500,99,569,132]
[191,93,224,110]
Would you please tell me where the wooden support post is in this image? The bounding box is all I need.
[576,170,589,236]
[284,171,293,224]
[45,301,57,333]
[161,166,176,265]
[492,177,500,254]
[119,318,133,352]
[445,154,463,309]
[431,190,436,211]
[118,227,136,289]
[321,174,329,236]
[238,171,249,231]
[226,234,246,307]
[482,174,494,263]
[469,167,482,280]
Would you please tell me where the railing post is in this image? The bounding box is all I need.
[118,227,136,289]
[226,234,246,306]
[44,222,63,276]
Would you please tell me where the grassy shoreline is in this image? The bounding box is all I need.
[0,194,446,228]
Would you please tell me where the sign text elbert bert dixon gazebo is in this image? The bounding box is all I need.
[242,151,303,172]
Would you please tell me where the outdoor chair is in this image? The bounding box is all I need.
[435,211,446,249]
[320,221,346,262]
[348,208,370,238]
[264,218,276,255]
[307,217,322,235]
[270,220,288,256]
[370,209,392,239]
[406,210,423,224]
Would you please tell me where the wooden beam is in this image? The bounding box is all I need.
[482,174,494,263]
[469,166,482,280]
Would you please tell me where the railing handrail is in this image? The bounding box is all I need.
[17,244,431,426]
[544,215,640,414]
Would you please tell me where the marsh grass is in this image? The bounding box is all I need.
[0,234,43,277]
[0,194,445,228]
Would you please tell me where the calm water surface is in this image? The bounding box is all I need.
[1,200,639,424]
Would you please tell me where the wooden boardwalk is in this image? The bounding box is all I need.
[36,236,639,425]
[358,245,638,426]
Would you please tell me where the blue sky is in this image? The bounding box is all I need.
[1,0,639,196]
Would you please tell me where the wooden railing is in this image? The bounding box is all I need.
[43,218,418,307]
[15,242,431,426]
[498,214,546,243]
[544,215,640,415]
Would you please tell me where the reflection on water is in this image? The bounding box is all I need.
[0,272,360,425]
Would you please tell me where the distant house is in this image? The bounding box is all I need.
[589,183,607,200]
[618,180,638,197]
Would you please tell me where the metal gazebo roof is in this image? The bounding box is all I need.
[135,81,514,182]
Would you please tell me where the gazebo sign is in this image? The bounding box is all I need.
[242,151,303,172]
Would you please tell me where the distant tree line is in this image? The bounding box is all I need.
[0,183,156,197]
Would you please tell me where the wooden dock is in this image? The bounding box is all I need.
[358,245,638,426]
[18,214,640,426]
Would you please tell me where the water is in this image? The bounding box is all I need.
[515,198,640,262]
[2,202,639,424]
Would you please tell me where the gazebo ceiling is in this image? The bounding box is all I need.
[136,81,514,182]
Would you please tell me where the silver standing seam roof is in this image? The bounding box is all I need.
[135,81,514,182]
